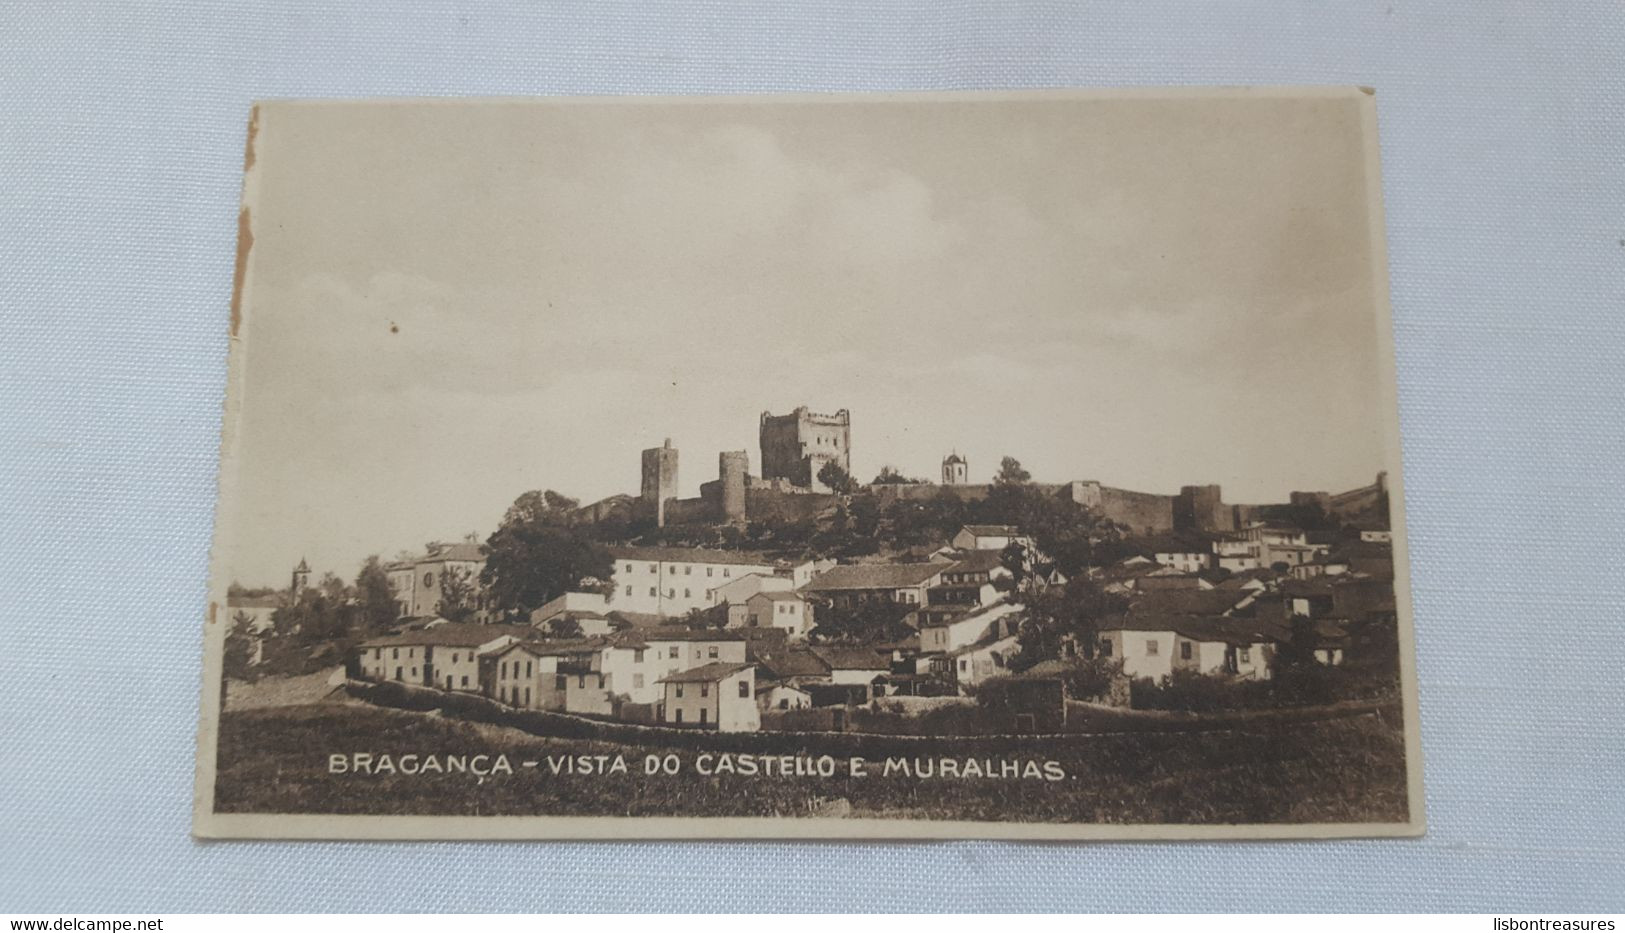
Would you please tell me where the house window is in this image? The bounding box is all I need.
[1099,639,1113,657]
[700,683,710,698]
[738,680,750,698]
[423,572,434,588]
[723,568,730,577]
[649,587,657,597]
[374,648,381,659]
[634,649,645,663]
[625,563,633,573]
[1146,640,1159,656]
[684,589,691,598]
[626,586,633,597]
[707,567,714,577]
[699,709,708,724]
[1181,642,1193,660]
[410,667,417,677]
[649,564,657,573]
[685,566,692,575]
[579,675,587,688]
[501,661,508,678]
[779,699,789,710]
[959,659,968,671]
[525,661,532,678]
[524,687,531,706]
[674,709,684,723]
[392,648,399,660]
[1239,648,1251,663]
[675,684,684,698]
[394,667,402,680]
[461,675,469,687]
[556,675,567,690]
[708,646,718,659]
[451,653,458,664]
[667,589,675,598]
[668,647,679,659]
[633,674,644,689]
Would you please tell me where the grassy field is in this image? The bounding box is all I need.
[213,701,1409,824]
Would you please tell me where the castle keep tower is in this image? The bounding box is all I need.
[290,557,310,595]
[718,450,749,522]
[641,439,679,526]
[941,452,968,485]
[759,406,850,491]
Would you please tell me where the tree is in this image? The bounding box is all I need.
[353,555,399,634]
[548,616,584,639]
[993,455,1031,486]
[223,610,256,681]
[810,600,913,645]
[871,465,925,485]
[435,564,480,623]
[817,460,858,494]
[1013,576,1125,667]
[481,490,615,620]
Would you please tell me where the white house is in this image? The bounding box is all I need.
[807,647,890,686]
[659,663,760,731]
[801,561,947,609]
[598,628,751,705]
[948,632,1022,688]
[386,538,488,620]
[756,682,813,712]
[741,590,812,638]
[532,591,610,626]
[357,623,524,690]
[918,601,1022,655]
[1095,614,1275,682]
[1141,537,1212,574]
[950,524,1033,552]
[606,546,777,618]
[711,572,794,626]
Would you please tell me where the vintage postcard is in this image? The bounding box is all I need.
[194,87,1423,840]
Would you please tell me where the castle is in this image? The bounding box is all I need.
[584,405,1387,533]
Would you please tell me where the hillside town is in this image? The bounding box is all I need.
[225,406,1400,734]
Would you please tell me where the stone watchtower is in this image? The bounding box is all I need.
[941,452,968,485]
[718,450,750,522]
[290,557,311,595]
[641,439,679,527]
[759,406,850,490]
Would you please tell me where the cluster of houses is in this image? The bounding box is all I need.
[330,518,1397,732]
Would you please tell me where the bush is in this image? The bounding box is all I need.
[1130,664,1402,713]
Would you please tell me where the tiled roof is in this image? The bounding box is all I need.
[945,550,1008,574]
[360,623,529,649]
[808,646,890,671]
[1102,613,1272,647]
[658,662,752,684]
[802,562,944,591]
[753,649,831,679]
[604,611,671,629]
[960,524,1020,537]
[750,589,805,602]
[420,541,485,563]
[1126,588,1248,616]
[607,545,774,567]
[1134,574,1210,592]
[612,626,749,647]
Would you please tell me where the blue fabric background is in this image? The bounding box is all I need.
[3,0,1623,913]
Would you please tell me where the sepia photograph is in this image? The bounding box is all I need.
[193,87,1422,840]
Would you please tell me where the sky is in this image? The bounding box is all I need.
[223,91,1394,587]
